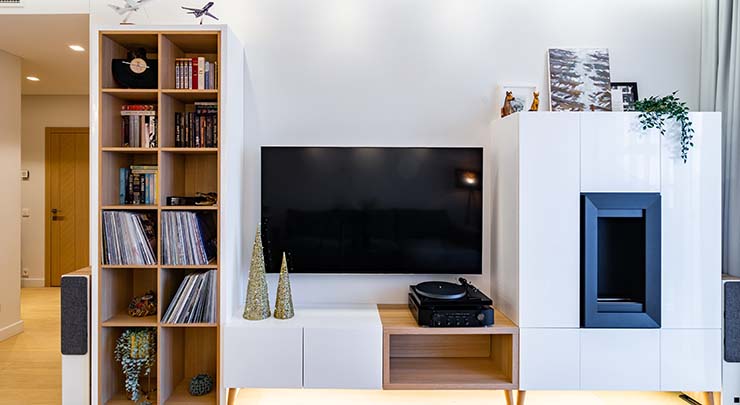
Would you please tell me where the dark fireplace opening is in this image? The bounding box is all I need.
[597,216,646,313]
[581,193,661,328]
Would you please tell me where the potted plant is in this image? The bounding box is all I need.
[634,91,695,163]
[114,328,156,405]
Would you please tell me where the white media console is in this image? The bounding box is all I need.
[490,112,722,393]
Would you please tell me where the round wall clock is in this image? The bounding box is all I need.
[112,48,158,89]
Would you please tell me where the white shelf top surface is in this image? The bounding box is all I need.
[226,304,382,329]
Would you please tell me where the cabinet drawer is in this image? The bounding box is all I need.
[304,327,382,389]
[661,329,721,391]
[520,328,580,390]
[223,326,303,388]
[580,329,660,390]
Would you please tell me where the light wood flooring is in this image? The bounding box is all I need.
[0,288,61,405]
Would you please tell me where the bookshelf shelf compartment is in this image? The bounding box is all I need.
[100,326,158,405]
[100,268,158,326]
[159,328,218,405]
[101,151,158,206]
[159,152,217,201]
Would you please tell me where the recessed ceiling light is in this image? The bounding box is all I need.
[68,45,85,52]
[26,76,40,82]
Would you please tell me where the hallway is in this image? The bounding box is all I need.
[0,288,61,405]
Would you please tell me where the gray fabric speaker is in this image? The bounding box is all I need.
[61,276,88,355]
[725,281,740,362]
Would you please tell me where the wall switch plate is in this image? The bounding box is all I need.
[22,268,28,277]
[21,208,30,218]
[20,170,29,180]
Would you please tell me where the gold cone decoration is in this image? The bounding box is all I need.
[273,252,295,320]
[243,226,271,320]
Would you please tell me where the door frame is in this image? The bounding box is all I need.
[44,127,89,287]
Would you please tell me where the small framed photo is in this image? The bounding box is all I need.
[610,82,639,112]
[498,84,537,117]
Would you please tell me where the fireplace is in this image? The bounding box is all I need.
[581,193,661,328]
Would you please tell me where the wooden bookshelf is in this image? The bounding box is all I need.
[98,29,223,405]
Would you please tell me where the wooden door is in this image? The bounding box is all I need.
[46,128,89,287]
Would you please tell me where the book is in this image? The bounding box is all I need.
[120,165,158,205]
[174,57,217,89]
[161,211,217,265]
[161,270,217,324]
[174,102,218,147]
[120,105,157,148]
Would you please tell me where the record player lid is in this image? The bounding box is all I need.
[414,281,467,300]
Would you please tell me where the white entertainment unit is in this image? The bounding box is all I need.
[491,112,722,394]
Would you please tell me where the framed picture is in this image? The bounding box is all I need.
[548,48,612,111]
[498,84,537,117]
[611,82,639,111]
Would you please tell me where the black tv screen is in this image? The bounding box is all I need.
[261,147,483,274]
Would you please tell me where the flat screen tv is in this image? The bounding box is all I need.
[261,147,483,274]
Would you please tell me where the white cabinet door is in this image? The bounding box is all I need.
[661,329,721,391]
[518,113,581,328]
[580,329,660,390]
[223,326,303,388]
[520,328,580,390]
[661,113,722,329]
[303,326,382,389]
[580,113,661,192]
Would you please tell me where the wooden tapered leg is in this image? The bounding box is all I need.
[517,390,526,405]
[227,388,240,405]
[701,391,718,405]
[504,390,514,405]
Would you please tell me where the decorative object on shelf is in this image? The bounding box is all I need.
[611,82,639,112]
[188,373,214,396]
[548,48,612,111]
[108,0,153,25]
[127,290,156,317]
[195,192,218,206]
[243,225,271,320]
[634,91,695,163]
[499,84,537,118]
[112,48,158,89]
[501,91,514,118]
[182,2,219,24]
[274,252,295,320]
[114,328,156,405]
[529,91,540,111]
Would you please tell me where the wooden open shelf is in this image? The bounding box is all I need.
[378,305,519,390]
[98,29,222,405]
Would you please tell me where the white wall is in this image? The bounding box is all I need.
[0,49,23,340]
[87,0,703,307]
[20,95,89,287]
[0,0,88,15]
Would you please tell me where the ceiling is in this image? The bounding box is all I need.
[0,14,89,95]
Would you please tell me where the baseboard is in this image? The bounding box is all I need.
[0,320,24,341]
[21,278,44,288]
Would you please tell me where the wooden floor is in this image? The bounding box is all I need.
[0,288,61,405]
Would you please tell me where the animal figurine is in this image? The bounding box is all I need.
[529,91,540,111]
[501,91,515,118]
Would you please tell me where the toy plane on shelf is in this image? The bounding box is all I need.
[108,0,153,24]
[182,2,219,24]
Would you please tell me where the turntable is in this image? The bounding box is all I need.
[408,278,494,327]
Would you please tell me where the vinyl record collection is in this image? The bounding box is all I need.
[161,211,217,265]
[174,102,218,147]
[119,165,158,205]
[102,211,157,265]
[121,104,157,148]
[161,270,217,324]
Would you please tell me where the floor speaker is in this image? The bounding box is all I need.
[61,268,91,405]
[724,279,740,405]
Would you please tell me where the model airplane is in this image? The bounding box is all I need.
[182,2,218,24]
[108,0,153,24]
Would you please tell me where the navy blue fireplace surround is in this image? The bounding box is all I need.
[581,193,661,328]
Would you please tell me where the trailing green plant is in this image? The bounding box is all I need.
[114,328,156,405]
[634,91,695,163]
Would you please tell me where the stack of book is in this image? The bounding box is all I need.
[121,105,157,148]
[119,165,158,205]
[161,270,217,324]
[174,102,218,147]
[161,211,217,265]
[102,211,157,265]
[175,57,218,89]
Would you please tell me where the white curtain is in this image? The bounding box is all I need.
[701,0,740,276]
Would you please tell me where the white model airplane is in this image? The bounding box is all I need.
[182,2,219,24]
[108,0,153,24]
